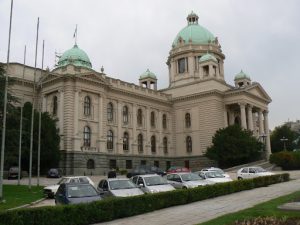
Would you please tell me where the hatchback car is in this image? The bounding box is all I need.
[201,167,231,178]
[166,172,213,189]
[127,165,166,178]
[8,167,21,180]
[43,176,95,198]
[131,174,175,193]
[97,178,144,198]
[237,166,274,180]
[194,171,233,183]
[55,183,101,205]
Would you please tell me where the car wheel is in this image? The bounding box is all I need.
[238,177,243,180]
[182,186,187,189]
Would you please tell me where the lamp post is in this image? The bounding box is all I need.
[280,137,288,151]
[259,133,267,159]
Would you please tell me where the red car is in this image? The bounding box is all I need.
[166,166,191,174]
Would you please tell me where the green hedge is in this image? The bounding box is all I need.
[270,151,300,170]
[0,173,289,225]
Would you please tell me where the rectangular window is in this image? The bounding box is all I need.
[126,160,132,169]
[141,160,146,165]
[178,58,186,74]
[166,161,171,170]
[154,161,159,168]
[109,159,117,169]
[184,160,190,169]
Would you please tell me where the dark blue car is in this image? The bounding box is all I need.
[55,183,102,205]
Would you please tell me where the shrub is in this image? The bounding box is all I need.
[270,151,300,170]
[0,174,289,225]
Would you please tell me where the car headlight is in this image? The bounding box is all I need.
[149,189,159,193]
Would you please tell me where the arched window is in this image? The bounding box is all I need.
[123,132,129,151]
[107,130,113,150]
[163,137,168,153]
[138,134,143,152]
[185,113,191,128]
[151,135,156,153]
[137,108,142,126]
[52,96,58,116]
[84,96,91,116]
[162,114,167,129]
[83,126,91,147]
[107,102,113,122]
[186,136,192,152]
[123,106,128,124]
[87,159,95,169]
[150,111,155,127]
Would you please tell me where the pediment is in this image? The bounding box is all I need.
[245,83,272,102]
[40,73,61,83]
[79,73,107,85]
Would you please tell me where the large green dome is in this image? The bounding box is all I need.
[173,12,215,47]
[57,44,92,69]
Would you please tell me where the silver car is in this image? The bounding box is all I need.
[97,178,144,198]
[132,174,175,193]
[166,172,213,189]
[194,171,233,183]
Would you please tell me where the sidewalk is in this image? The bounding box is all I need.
[93,176,300,225]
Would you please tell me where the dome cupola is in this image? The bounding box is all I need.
[234,70,251,88]
[199,53,218,63]
[57,44,92,69]
[139,69,157,90]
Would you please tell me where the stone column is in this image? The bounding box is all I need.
[209,65,213,77]
[59,90,64,136]
[42,95,47,112]
[229,109,235,125]
[188,55,194,77]
[258,109,264,135]
[247,104,254,131]
[263,110,271,159]
[74,90,79,136]
[132,103,137,154]
[97,95,103,152]
[239,103,247,129]
[224,105,228,127]
[117,101,122,154]
[158,111,162,155]
[146,106,150,155]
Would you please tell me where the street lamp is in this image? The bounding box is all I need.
[280,137,288,151]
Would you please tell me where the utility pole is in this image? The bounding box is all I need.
[0,0,14,200]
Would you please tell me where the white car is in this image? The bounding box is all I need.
[237,167,274,180]
[201,167,231,178]
[194,171,233,183]
[131,174,175,193]
[43,176,94,198]
[166,172,213,189]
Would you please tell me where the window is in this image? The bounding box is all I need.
[107,130,113,150]
[154,161,159,168]
[166,161,171,170]
[203,65,209,76]
[185,113,191,128]
[126,160,132,169]
[137,108,143,126]
[138,133,143,152]
[163,137,168,153]
[151,135,156,153]
[123,106,129,124]
[52,96,58,116]
[162,114,167,129]
[186,136,192,152]
[123,132,129,151]
[107,102,113,122]
[84,96,91,116]
[141,160,146,165]
[178,58,186,73]
[150,111,155,127]
[109,159,117,169]
[184,160,190,169]
[87,159,95,169]
[83,126,91,147]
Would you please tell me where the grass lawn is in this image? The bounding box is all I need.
[199,191,300,225]
[0,185,44,211]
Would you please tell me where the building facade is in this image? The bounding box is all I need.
[6,12,272,175]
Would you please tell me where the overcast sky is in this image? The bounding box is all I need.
[0,0,299,130]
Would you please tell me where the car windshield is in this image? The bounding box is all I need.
[181,173,203,181]
[49,169,58,173]
[67,185,98,198]
[254,167,267,173]
[205,171,225,178]
[109,180,137,190]
[211,168,225,174]
[57,178,68,185]
[144,176,168,186]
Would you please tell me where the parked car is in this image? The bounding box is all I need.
[8,166,22,180]
[131,174,175,193]
[166,172,213,189]
[55,183,101,205]
[166,166,191,174]
[43,176,94,198]
[127,165,166,178]
[237,166,274,180]
[97,178,144,198]
[194,171,233,183]
[201,167,231,178]
[47,168,62,178]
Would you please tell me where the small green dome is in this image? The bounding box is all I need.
[173,12,215,47]
[57,44,92,69]
[234,70,251,80]
[139,69,157,79]
[199,53,217,63]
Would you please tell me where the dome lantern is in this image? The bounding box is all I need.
[187,11,199,25]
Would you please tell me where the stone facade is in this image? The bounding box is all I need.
[4,12,271,175]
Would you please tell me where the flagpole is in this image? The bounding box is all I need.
[29,17,39,189]
[18,45,26,185]
[0,0,14,200]
[37,40,44,186]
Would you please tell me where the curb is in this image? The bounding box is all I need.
[7,197,47,211]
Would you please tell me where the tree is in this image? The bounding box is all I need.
[270,125,299,153]
[205,125,262,168]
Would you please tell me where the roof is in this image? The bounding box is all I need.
[199,53,218,63]
[234,70,250,80]
[140,69,157,79]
